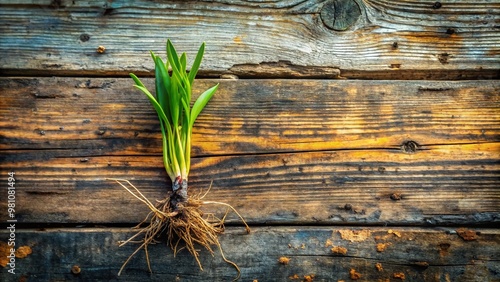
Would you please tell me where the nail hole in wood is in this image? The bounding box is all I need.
[103,8,114,16]
[390,193,402,201]
[438,53,450,64]
[401,140,418,153]
[80,33,90,42]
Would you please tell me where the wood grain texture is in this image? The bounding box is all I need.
[1,1,498,281]
[1,78,499,155]
[1,78,498,225]
[1,143,499,225]
[0,227,499,281]
[0,0,498,79]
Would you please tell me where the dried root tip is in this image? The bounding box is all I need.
[203,200,251,234]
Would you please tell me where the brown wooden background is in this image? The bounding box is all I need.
[1,0,499,281]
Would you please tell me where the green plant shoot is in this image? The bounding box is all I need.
[129,40,218,205]
[114,40,247,279]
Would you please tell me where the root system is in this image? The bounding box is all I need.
[109,179,250,281]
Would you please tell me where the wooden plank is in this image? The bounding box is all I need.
[1,143,499,225]
[1,77,499,225]
[0,227,499,281]
[1,78,499,155]
[0,0,498,79]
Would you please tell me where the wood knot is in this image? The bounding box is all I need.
[80,33,90,42]
[320,0,362,31]
[433,2,442,9]
[49,0,63,9]
[401,140,418,153]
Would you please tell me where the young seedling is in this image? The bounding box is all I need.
[109,40,249,280]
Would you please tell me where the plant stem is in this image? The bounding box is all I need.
[171,176,188,209]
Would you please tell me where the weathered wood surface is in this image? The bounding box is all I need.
[1,1,499,280]
[1,227,499,281]
[0,0,499,79]
[1,77,499,225]
[2,78,499,153]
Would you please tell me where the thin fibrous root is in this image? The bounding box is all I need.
[202,201,251,234]
[108,178,248,281]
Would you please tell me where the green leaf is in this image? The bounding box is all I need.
[167,39,181,75]
[153,56,170,117]
[180,52,187,74]
[133,85,170,128]
[188,42,205,85]
[129,73,146,88]
[181,89,191,121]
[181,74,192,103]
[168,72,181,127]
[190,83,218,128]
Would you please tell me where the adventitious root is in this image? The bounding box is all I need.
[108,179,250,281]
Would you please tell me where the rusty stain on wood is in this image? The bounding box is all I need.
[339,230,372,242]
[456,228,479,241]
[278,256,290,265]
[331,246,348,255]
[349,268,362,280]
[376,242,391,252]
